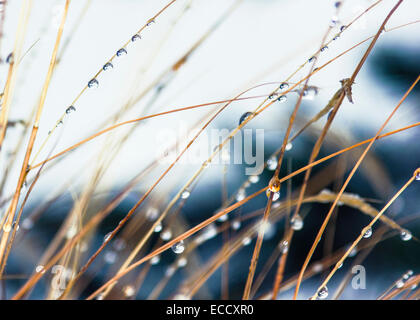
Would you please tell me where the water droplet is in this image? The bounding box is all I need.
[279,240,289,254]
[348,247,358,257]
[321,46,328,52]
[181,189,190,199]
[415,172,420,181]
[113,239,126,251]
[232,219,241,230]
[400,229,412,241]
[334,1,342,8]
[396,279,404,288]
[66,224,77,239]
[279,82,289,90]
[6,53,13,64]
[291,215,304,231]
[66,106,76,114]
[217,214,228,222]
[22,218,34,230]
[177,257,188,268]
[56,120,63,128]
[239,112,253,126]
[116,48,127,57]
[200,224,218,241]
[104,232,112,242]
[269,93,277,100]
[36,265,45,274]
[150,255,160,265]
[146,19,155,26]
[277,95,287,103]
[363,227,372,238]
[242,237,251,246]
[146,207,159,221]
[88,78,99,88]
[270,191,280,201]
[249,175,260,184]
[131,34,141,42]
[312,263,323,273]
[123,285,135,297]
[317,286,328,299]
[285,142,293,151]
[104,250,117,264]
[2,224,11,232]
[161,229,172,241]
[340,25,346,32]
[308,56,316,63]
[330,16,339,27]
[267,156,277,171]
[171,240,185,254]
[235,188,246,202]
[302,86,319,100]
[154,223,162,233]
[103,62,113,71]
[333,34,340,41]
[268,177,281,193]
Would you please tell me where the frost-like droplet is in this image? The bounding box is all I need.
[171,240,185,254]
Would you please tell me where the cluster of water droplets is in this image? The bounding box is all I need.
[395,270,414,289]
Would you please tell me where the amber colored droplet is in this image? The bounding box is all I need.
[268,176,281,193]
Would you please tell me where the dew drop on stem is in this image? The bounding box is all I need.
[363,227,372,238]
[116,48,127,57]
[131,34,141,42]
[171,240,185,254]
[239,112,253,126]
[318,286,328,299]
[103,62,113,71]
[65,106,76,114]
[88,78,99,88]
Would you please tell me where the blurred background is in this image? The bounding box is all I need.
[0,0,419,300]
